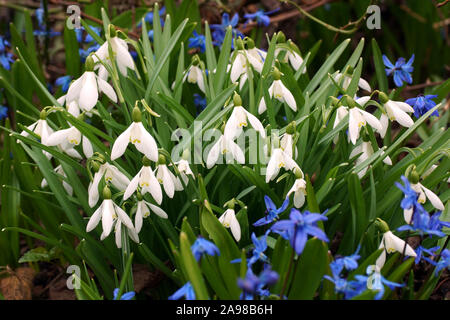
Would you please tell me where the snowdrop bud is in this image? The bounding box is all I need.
[108,24,117,38]
[245,37,255,49]
[91,161,101,173]
[224,199,236,209]
[136,191,143,201]
[233,92,242,106]
[142,155,152,166]
[375,218,390,233]
[286,121,296,135]
[330,96,340,107]
[192,54,200,66]
[102,185,112,199]
[235,37,245,50]
[132,106,142,122]
[378,92,389,104]
[85,55,95,72]
[345,95,356,109]
[294,167,304,179]
[158,154,166,165]
[39,109,47,120]
[272,67,282,80]
[276,31,286,43]
[408,169,420,184]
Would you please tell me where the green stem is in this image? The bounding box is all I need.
[280,248,295,298]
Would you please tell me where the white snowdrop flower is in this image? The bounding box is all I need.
[411,183,445,211]
[230,38,263,83]
[66,62,117,113]
[123,157,162,204]
[258,68,296,114]
[92,28,135,79]
[206,134,245,169]
[224,93,266,140]
[280,132,298,158]
[86,186,135,240]
[348,106,382,145]
[175,158,195,186]
[88,162,130,208]
[287,178,307,208]
[183,59,205,93]
[110,107,158,162]
[155,155,183,198]
[275,43,306,73]
[350,141,392,179]
[379,93,414,136]
[57,95,81,117]
[41,165,73,196]
[219,208,241,242]
[375,230,416,269]
[20,113,54,146]
[332,106,349,143]
[266,147,300,183]
[112,218,140,249]
[46,125,93,158]
[135,200,167,233]
[334,72,371,92]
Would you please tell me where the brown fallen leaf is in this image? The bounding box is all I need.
[0,267,35,300]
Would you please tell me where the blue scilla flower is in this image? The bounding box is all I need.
[331,245,361,276]
[405,95,439,118]
[253,196,289,227]
[414,245,439,265]
[0,104,8,120]
[398,209,450,237]
[75,26,101,44]
[113,288,135,300]
[33,29,60,38]
[248,231,270,266]
[0,35,10,52]
[0,52,14,71]
[243,8,279,27]
[79,44,100,62]
[138,6,166,27]
[191,236,220,261]
[395,175,418,211]
[55,75,72,93]
[237,265,278,300]
[270,208,329,255]
[210,13,243,47]
[168,281,196,300]
[324,273,364,299]
[383,54,414,87]
[188,31,206,53]
[36,7,45,28]
[193,93,206,113]
[435,249,450,275]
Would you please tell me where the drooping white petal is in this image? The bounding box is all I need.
[420,184,444,211]
[96,77,118,103]
[101,199,115,237]
[206,136,223,169]
[147,202,168,219]
[78,72,99,112]
[123,168,141,200]
[111,125,132,160]
[82,135,94,158]
[114,203,135,230]
[86,203,103,232]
